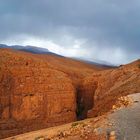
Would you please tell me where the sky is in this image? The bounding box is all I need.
[0,0,140,65]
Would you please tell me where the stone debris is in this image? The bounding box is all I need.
[109,131,116,140]
[40,121,106,140]
[112,96,133,110]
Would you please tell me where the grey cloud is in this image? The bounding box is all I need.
[0,0,140,64]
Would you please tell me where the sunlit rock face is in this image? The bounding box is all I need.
[0,49,76,138]
[0,48,106,138]
[1,48,139,139]
[81,60,140,117]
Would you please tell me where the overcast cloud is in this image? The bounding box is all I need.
[0,0,140,64]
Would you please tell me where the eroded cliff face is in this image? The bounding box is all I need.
[0,49,77,138]
[0,49,139,139]
[80,60,140,118]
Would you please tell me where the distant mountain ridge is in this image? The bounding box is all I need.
[71,57,117,67]
[0,44,115,67]
[0,44,51,54]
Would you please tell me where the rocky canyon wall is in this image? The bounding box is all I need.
[0,49,76,138]
[0,49,139,139]
[81,60,140,118]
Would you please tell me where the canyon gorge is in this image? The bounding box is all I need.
[0,48,140,139]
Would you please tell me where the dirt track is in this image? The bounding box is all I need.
[107,93,140,140]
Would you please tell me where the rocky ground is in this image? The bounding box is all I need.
[4,93,140,140]
[4,116,107,140]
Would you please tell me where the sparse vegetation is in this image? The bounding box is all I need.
[138,64,140,69]
[71,122,79,127]
[34,136,44,140]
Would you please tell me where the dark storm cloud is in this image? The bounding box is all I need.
[0,0,140,64]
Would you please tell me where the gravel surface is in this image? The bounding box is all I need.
[107,93,140,140]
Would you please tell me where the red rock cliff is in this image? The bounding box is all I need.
[81,60,140,117]
[1,48,138,139]
[0,49,77,138]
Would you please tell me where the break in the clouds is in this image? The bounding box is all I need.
[0,0,140,64]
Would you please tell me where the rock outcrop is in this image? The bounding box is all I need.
[0,48,108,138]
[0,49,77,138]
[80,60,140,117]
